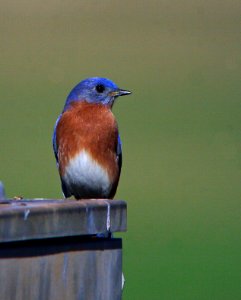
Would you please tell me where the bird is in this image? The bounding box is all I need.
[53,77,131,200]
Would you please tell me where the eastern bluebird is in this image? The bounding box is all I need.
[53,77,131,199]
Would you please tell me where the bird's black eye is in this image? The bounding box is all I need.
[96,84,105,93]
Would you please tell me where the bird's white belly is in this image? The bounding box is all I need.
[63,150,111,198]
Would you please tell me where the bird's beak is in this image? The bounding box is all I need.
[117,89,132,96]
[109,89,132,97]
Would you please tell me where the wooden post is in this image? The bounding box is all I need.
[0,199,127,300]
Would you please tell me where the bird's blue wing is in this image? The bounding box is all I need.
[117,134,122,173]
[52,114,71,198]
[52,114,62,164]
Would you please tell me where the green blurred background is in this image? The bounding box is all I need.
[0,1,240,299]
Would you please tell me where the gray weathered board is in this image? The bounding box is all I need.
[0,199,127,300]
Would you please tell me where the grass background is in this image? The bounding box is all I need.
[0,0,241,299]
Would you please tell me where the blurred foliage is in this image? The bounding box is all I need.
[0,1,241,299]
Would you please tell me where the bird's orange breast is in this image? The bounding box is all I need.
[56,101,119,183]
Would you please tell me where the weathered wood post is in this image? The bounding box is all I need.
[0,198,126,300]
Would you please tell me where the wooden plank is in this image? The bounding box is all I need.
[0,199,127,242]
[0,236,122,300]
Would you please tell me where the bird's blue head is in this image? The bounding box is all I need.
[63,77,131,111]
